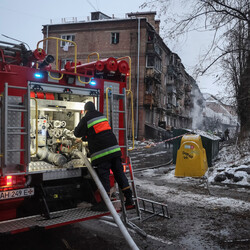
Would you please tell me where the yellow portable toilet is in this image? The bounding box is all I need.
[175,134,208,177]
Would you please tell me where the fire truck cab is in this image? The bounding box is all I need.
[0,38,136,234]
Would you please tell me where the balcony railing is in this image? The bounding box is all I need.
[145,68,161,84]
[146,43,155,53]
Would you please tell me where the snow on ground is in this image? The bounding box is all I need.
[134,139,250,214]
[135,175,250,213]
[207,143,250,186]
[135,171,250,214]
[132,138,250,187]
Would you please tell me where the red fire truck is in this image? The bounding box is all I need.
[0,37,139,235]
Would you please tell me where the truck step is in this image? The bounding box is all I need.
[0,206,112,235]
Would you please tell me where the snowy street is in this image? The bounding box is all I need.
[1,139,249,250]
[129,139,250,249]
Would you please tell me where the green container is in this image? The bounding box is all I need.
[173,129,220,167]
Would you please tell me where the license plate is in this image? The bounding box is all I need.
[0,188,34,201]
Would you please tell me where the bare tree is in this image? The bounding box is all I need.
[141,0,250,138]
[221,19,249,135]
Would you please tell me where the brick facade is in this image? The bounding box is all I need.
[42,11,194,140]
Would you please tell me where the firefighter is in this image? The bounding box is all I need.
[74,101,133,211]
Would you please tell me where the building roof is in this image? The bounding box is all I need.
[45,19,135,27]
[127,11,157,16]
[91,11,111,20]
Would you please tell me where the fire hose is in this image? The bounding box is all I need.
[75,151,139,250]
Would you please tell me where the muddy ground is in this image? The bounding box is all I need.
[1,142,250,250]
[133,169,250,250]
[129,142,250,249]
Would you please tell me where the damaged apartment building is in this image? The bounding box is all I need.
[42,11,194,140]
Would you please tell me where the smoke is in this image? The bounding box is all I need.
[191,88,205,130]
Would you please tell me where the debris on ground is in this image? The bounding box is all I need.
[208,140,250,187]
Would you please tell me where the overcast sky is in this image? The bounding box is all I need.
[0,0,225,96]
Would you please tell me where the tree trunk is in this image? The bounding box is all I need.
[239,54,250,138]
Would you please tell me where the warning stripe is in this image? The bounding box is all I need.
[91,145,121,161]
[87,117,108,128]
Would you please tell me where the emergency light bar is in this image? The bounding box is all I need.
[90,80,96,85]
[34,73,43,78]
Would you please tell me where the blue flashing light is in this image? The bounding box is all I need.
[90,80,96,86]
[34,73,43,79]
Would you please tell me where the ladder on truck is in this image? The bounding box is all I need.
[0,82,30,176]
[107,88,146,236]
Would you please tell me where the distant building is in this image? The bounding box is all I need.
[42,11,194,140]
[202,94,238,133]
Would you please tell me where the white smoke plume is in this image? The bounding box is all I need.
[191,87,205,130]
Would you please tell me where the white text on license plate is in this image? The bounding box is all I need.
[0,188,34,201]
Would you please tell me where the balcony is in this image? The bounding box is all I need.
[175,106,183,115]
[166,78,176,85]
[144,93,155,106]
[146,43,155,53]
[167,85,176,94]
[145,68,161,84]
[166,103,174,114]
[185,83,192,92]
[167,65,177,77]
[184,97,192,107]
[176,88,184,99]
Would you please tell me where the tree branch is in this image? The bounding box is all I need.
[206,0,249,21]
[201,48,250,74]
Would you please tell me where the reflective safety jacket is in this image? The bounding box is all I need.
[74,110,121,165]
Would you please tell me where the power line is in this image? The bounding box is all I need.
[0,6,48,20]
[96,0,99,11]
[87,0,98,12]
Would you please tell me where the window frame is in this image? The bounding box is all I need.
[111,32,120,44]
[146,55,162,72]
[146,55,154,68]
[60,34,75,47]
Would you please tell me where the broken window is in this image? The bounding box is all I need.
[111,32,119,44]
[146,55,154,67]
[60,34,75,47]
[145,82,153,93]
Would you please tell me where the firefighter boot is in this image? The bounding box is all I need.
[123,189,134,206]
